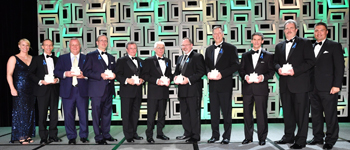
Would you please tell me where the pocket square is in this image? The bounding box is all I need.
[260,61,265,63]
[323,51,329,54]
[111,62,114,64]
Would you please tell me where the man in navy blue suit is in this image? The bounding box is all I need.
[54,38,89,144]
[82,35,117,144]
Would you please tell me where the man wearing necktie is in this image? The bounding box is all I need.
[274,19,315,149]
[82,35,117,144]
[306,22,344,150]
[239,32,274,146]
[205,26,239,144]
[54,38,89,144]
[174,38,205,143]
[29,39,61,145]
[142,41,173,143]
[115,41,144,143]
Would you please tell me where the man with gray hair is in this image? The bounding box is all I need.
[115,41,144,143]
[274,19,315,149]
[143,41,173,143]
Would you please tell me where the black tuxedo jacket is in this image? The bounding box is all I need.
[311,39,344,91]
[274,36,316,93]
[29,54,60,96]
[205,42,240,93]
[143,56,173,99]
[174,51,205,98]
[239,49,275,96]
[115,56,144,98]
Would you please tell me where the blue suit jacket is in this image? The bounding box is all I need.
[54,53,88,98]
[82,50,116,97]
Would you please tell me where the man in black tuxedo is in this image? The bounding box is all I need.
[29,39,61,145]
[143,41,172,143]
[239,32,274,146]
[115,41,144,143]
[82,35,117,144]
[274,19,316,149]
[174,38,205,143]
[205,26,239,144]
[307,22,344,150]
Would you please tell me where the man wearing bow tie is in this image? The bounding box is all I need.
[143,41,173,143]
[29,39,61,145]
[239,32,274,146]
[274,19,315,149]
[115,41,144,143]
[307,22,344,150]
[82,35,117,144]
[54,38,89,144]
[174,38,205,143]
[205,26,239,144]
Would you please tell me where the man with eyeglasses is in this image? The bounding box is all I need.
[83,35,117,145]
[274,19,315,149]
[174,38,205,143]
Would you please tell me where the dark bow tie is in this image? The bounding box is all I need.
[286,38,294,43]
[315,42,322,46]
[46,55,53,58]
[101,51,107,55]
[252,50,259,54]
[131,57,136,60]
[215,44,222,49]
[158,57,165,60]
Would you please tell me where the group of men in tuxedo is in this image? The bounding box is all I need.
[27,19,344,149]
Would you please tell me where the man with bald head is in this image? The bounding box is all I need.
[54,38,89,144]
[143,41,173,143]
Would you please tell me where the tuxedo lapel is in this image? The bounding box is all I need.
[153,56,163,75]
[95,50,107,70]
[107,54,114,70]
[165,59,170,77]
[78,54,84,68]
[126,57,137,74]
[215,47,223,67]
[281,42,287,63]
[41,55,48,74]
[211,48,215,66]
[136,57,142,76]
[247,50,254,69]
[255,49,265,70]
[316,39,327,60]
[182,52,194,74]
[287,37,298,61]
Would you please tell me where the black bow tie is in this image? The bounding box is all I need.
[252,50,259,54]
[158,57,165,60]
[315,42,322,46]
[131,57,136,60]
[46,55,53,58]
[101,51,107,55]
[286,39,294,43]
[215,44,222,49]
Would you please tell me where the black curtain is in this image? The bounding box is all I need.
[0,0,38,126]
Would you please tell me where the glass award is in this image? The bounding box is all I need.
[132,74,140,84]
[70,66,81,75]
[209,69,219,79]
[160,76,169,85]
[248,72,259,83]
[104,69,113,78]
[281,63,293,74]
[44,74,54,83]
[174,74,184,84]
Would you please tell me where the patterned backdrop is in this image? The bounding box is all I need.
[37,0,349,121]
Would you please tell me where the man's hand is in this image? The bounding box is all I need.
[330,87,340,94]
[108,73,116,80]
[53,78,59,84]
[101,73,109,80]
[254,75,264,83]
[65,71,73,77]
[174,76,179,85]
[207,72,212,80]
[181,77,189,85]
[41,80,49,85]
[126,78,135,85]
[245,76,253,84]
[278,68,289,76]
[288,69,294,76]
[76,71,85,79]
[136,78,144,86]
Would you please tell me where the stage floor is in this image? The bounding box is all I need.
[0,123,349,150]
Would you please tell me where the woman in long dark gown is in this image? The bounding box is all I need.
[6,39,36,144]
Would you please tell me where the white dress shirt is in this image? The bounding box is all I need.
[285,36,295,60]
[98,49,108,65]
[314,39,326,57]
[214,41,223,66]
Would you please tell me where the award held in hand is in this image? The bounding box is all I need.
[209,69,219,79]
[248,72,259,83]
[160,76,169,85]
[70,66,81,75]
[174,74,184,84]
[104,69,113,78]
[281,63,293,74]
[132,74,140,84]
[44,74,55,83]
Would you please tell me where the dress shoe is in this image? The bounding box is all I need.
[156,135,170,140]
[176,135,190,140]
[40,139,48,145]
[207,137,219,143]
[307,138,323,145]
[221,139,230,144]
[147,137,155,144]
[104,137,118,142]
[126,138,135,142]
[323,143,333,150]
[242,139,252,144]
[275,139,294,144]
[133,135,144,140]
[185,138,198,143]
[49,137,62,142]
[96,140,108,145]
[290,143,305,149]
[259,140,266,146]
[80,138,90,143]
[68,139,76,145]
